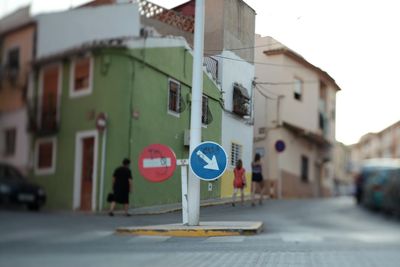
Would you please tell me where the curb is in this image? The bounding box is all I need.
[116,221,263,237]
[129,196,253,215]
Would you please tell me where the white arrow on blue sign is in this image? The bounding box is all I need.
[189,141,228,181]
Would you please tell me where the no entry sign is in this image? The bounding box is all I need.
[138,144,177,182]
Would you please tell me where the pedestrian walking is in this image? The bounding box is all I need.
[232,159,246,206]
[251,153,265,206]
[109,158,132,216]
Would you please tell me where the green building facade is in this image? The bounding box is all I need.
[31,41,223,211]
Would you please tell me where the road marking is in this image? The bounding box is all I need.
[348,233,400,243]
[47,230,113,243]
[128,235,172,243]
[280,233,324,243]
[204,236,246,243]
[143,158,171,168]
[0,230,58,243]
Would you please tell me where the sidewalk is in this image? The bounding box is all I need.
[119,196,263,237]
[129,196,252,215]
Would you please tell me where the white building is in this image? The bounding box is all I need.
[215,51,254,198]
[253,35,341,198]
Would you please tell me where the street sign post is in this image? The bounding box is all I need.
[177,159,189,225]
[189,141,227,181]
[138,144,177,183]
[274,140,286,199]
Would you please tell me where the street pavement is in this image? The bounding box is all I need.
[1,197,400,267]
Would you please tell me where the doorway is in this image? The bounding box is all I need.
[73,130,98,211]
[80,137,94,211]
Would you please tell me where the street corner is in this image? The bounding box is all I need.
[115,221,264,237]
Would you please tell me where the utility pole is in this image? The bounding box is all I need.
[188,0,205,226]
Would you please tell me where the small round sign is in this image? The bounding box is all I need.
[138,144,177,182]
[96,112,107,133]
[275,140,286,153]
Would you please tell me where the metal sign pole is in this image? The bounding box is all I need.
[275,140,286,199]
[278,154,282,199]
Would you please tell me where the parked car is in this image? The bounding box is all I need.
[356,158,400,212]
[0,163,46,211]
[381,168,400,216]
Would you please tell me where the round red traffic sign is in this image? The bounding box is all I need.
[138,144,177,182]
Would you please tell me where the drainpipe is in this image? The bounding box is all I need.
[99,118,108,211]
[277,95,284,127]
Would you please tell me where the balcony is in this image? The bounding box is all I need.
[28,98,59,136]
[232,83,250,117]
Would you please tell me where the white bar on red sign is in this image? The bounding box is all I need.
[143,158,171,168]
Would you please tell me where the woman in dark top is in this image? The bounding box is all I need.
[251,153,265,206]
[109,158,132,216]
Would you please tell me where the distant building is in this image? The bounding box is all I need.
[333,141,353,195]
[253,35,341,198]
[0,6,35,174]
[349,120,400,172]
[170,0,256,63]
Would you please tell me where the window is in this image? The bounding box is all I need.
[319,112,325,130]
[168,79,181,114]
[258,127,266,134]
[301,155,309,182]
[35,138,56,175]
[40,65,60,132]
[7,47,20,71]
[294,78,302,100]
[230,142,243,167]
[70,56,92,97]
[4,128,16,156]
[202,95,208,125]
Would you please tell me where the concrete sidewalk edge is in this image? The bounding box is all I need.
[115,221,264,237]
[127,196,254,215]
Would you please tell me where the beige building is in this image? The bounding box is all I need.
[333,141,353,195]
[350,120,400,171]
[253,36,341,198]
[0,6,35,173]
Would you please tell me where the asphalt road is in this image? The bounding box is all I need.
[1,197,400,267]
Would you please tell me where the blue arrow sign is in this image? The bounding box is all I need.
[189,141,227,181]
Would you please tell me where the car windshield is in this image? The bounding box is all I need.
[0,165,25,181]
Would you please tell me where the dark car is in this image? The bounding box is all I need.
[381,167,400,216]
[355,159,400,211]
[0,163,46,211]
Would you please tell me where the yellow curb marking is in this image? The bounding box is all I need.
[116,229,242,237]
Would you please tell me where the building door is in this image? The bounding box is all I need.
[80,137,94,211]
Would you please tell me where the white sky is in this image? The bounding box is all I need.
[1,0,399,145]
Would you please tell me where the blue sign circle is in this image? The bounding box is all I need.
[275,140,286,153]
[189,141,227,181]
